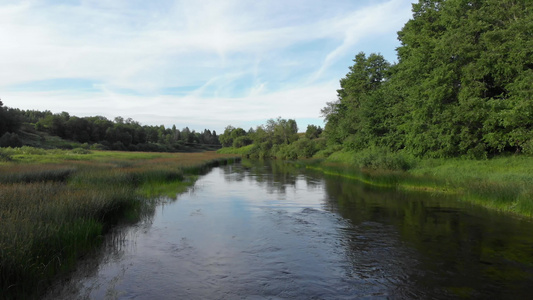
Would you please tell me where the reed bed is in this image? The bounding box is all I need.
[0,148,238,299]
[308,155,533,218]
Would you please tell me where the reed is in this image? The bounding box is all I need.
[310,154,533,218]
[0,148,238,299]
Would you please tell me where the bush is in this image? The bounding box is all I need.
[233,136,253,148]
[70,148,92,155]
[314,144,343,158]
[0,132,23,148]
[19,146,47,155]
[523,139,533,156]
[354,147,415,171]
[111,141,126,150]
[326,146,415,171]
[90,143,107,150]
[274,144,298,160]
[291,138,318,158]
[0,152,12,162]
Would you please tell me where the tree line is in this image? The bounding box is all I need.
[219,117,324,159]
[222,0,532,164]
[322,0,532,158]
[0,101,220,151]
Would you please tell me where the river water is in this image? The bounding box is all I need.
[46,160,533,299]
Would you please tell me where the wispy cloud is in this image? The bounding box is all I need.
[0,0,413,132]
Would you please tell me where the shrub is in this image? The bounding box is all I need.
[90,143,107,150]
[70,148,92,155]
[354,147,415,171]
[314,144,343,158]
[291,138,318,158]
[523,139,533,156]
[0,132,23,148]
[233,136,253,148]
[0,152,12,162]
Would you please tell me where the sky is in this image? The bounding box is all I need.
[0,0,414,133]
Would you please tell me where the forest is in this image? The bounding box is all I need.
[324,0,532,159]
[0,100,220,152]
[221,0,533,163]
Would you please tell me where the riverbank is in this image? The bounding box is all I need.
[304,152,533,219]
[0,147,239,299]
[218,147,533,218]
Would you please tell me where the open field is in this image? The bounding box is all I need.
[0,147,239,299]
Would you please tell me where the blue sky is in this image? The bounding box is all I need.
[0,0,414,133]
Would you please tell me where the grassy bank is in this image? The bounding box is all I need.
[0,147,239,299]
[308,151,533,218]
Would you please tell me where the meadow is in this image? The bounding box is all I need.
[0,147,238,299]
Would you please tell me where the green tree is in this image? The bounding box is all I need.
[219,126,237,147]
[305,125,323,139]
[394,0,533,157]
[0,100,22,136]
[322,52,391,150]
[266,117,298,145]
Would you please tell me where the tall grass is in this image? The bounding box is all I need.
[311,153,533,218]
[0,148,239,299]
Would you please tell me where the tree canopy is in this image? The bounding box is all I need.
[0,104,220,151]
[323,0,533,158]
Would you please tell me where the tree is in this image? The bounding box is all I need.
[321,0,533,158]
[0,132,22,147]
[322,52,391,149]
[394,0,533,157]
[265,117,298,145]
[305,125,323,139]
[219,125,236,147]
[0,100,22,136]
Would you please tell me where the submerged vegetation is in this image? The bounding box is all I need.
[0,148,238,299]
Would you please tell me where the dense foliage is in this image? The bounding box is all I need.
[323,0,533,158]
[0,104,220,151]
[221,0,532,164]
[0,100,23,146]
[219,118,325,160]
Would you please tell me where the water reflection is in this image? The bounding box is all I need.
[222,159,323,195]
[324,174,533,299]
[45,160,533,300]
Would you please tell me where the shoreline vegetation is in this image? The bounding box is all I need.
[1,1,531,297]
[218,145,533,218]
[213,1,533,218]
[219,145,533,219]
[0,147,239,299]
[305,154,533,219]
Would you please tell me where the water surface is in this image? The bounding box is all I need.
[47,160,533,299]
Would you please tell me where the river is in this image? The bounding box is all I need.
[46,160,533,299]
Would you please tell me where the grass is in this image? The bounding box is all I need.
[410,156,533,216]
[0,147,239,299]
[309,152,533,218]
[216,144,254,155]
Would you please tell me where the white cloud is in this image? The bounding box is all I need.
[0,0,414,131]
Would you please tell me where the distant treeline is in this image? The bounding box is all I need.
[0,100,220,151]
[219,117,325,160]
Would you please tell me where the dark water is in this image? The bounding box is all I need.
[46,160,533,299]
